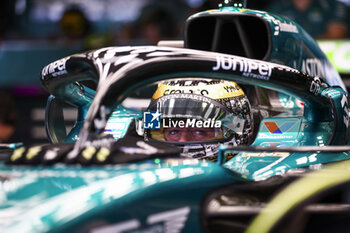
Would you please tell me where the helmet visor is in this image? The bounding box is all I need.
[146,94,247,143]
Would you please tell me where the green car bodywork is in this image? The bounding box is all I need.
[1,5,350,233]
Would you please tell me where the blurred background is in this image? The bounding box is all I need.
[0,0,349,145]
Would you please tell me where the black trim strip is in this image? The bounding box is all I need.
[221,145,350,153]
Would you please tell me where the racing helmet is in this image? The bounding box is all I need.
[144,79,253,160]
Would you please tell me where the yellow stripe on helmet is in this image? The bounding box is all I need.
[152,80,245,100]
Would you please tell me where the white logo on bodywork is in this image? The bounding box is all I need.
[91,206,190,233]
[213,56,272,80]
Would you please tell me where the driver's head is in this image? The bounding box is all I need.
[144,79,253,160]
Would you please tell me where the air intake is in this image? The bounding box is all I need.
[185,14,271,60]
